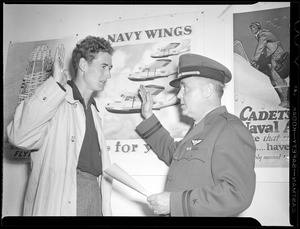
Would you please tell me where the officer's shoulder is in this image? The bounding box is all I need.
[217,112,250,135]
[220,112,243,125]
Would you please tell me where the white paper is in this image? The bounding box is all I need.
[104,163,151,197]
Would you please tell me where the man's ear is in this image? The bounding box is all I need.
[204,82,214,98]
[78,58,86,72]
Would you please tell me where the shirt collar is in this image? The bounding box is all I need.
[67,80,99,111]
[255,29,261,39]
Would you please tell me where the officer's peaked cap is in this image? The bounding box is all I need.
[169,53,232,88]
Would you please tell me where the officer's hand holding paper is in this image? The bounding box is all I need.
[104,163,151,197]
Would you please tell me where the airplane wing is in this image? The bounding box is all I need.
[234,40,250,63]
[145,84,165,95]
[234,53,280,106]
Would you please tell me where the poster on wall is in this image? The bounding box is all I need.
[233,7,290,167]
[96,12,205,176]
[99,13,203,139]
[3,37,78,163]
[96,13,207,215]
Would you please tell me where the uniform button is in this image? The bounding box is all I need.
[43,96,47,101]
[68,201,71,204]
[71,136,75,142]
[73,103,77,108]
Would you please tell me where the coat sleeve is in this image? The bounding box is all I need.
[7,77,67,150]
[136,114,181,166]
[253,31,269,61]
[170,122,256,216]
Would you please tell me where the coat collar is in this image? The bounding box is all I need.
[184,106,228,141]
[197,106,227,127]
[65,80,99,112]
[255,29,270,39]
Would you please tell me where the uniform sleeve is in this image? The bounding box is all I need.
[253,31,269,61]
[136,114,181,166]
[170,122,256,216]
[7,77,67,150]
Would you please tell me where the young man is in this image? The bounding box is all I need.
[137,53,256,216]
[7,36,114,216]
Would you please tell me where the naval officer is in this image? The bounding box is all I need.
[137,53,256,216]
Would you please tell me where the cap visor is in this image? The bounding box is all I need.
[170,75,197,88]
[169,78,180,88]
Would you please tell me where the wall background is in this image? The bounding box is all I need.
[3,2,290,226]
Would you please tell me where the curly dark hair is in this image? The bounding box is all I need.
[71,36,114,75]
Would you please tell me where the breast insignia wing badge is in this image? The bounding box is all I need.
[191,139,203,146]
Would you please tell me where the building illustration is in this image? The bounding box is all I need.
[18,44,53,104]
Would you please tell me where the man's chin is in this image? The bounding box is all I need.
[94,85,105,92]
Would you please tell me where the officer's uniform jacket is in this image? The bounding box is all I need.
[136,106,256,216]
[7,77,113,216]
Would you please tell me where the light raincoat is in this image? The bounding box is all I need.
[7,77,113,216]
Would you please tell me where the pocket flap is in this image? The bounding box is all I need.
[178,147,208,162]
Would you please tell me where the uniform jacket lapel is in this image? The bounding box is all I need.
[176,106,227,151]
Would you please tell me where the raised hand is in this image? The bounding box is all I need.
[52,44,70,86]
[139,85,153,119]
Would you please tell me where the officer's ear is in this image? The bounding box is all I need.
[204,82,214,98]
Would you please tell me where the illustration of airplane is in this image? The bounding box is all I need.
[234,40,250,63]
[128,58,177,81]
[234,42,289,108]
[150,40,191,58]
[105,84,179,113]
[234,40,289,80]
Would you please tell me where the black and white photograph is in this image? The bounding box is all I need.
[2,2,298,227]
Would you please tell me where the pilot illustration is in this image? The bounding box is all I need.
[249,22,289,108]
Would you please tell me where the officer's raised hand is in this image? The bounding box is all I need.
[139,85,153,119]
[52,44,70,86]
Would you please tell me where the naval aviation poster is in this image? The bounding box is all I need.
[95,13,203,215]
[96,12,205,180]
[3,37,79,162]
[233,7,290,167]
